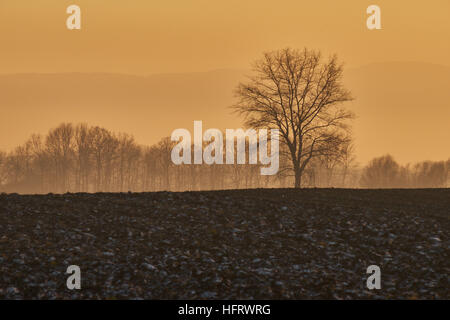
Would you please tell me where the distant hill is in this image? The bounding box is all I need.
[0,62,449,164]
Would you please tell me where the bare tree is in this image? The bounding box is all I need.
[142,146,160,190]
[116,133,141,191]
[360,155,401,188]
[27,134,49,191]
[412,161,448,188]
[338,142,357,187]
[89,126,117,191]
[0,151,6,188]
[233,48,354,188]
[45,123,75,192]
[156,137,175,190]
[74,124,93,192]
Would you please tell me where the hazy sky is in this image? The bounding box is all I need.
[0,0,449,74]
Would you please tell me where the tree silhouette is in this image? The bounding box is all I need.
[233,48,354,188]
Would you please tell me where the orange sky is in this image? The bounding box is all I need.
[1,0,449,74]
[0,0,449,164]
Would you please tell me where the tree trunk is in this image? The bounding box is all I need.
[294,169,302,188]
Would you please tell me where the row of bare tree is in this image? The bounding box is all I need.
[0,123,361,193]
[360,155,449,188]
[0,124,447,193]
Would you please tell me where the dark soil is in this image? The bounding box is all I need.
[0,188,448,299]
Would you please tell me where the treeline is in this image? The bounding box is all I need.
[360,154,449,188]
[0,123,447,193]
[0,123,361,193]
